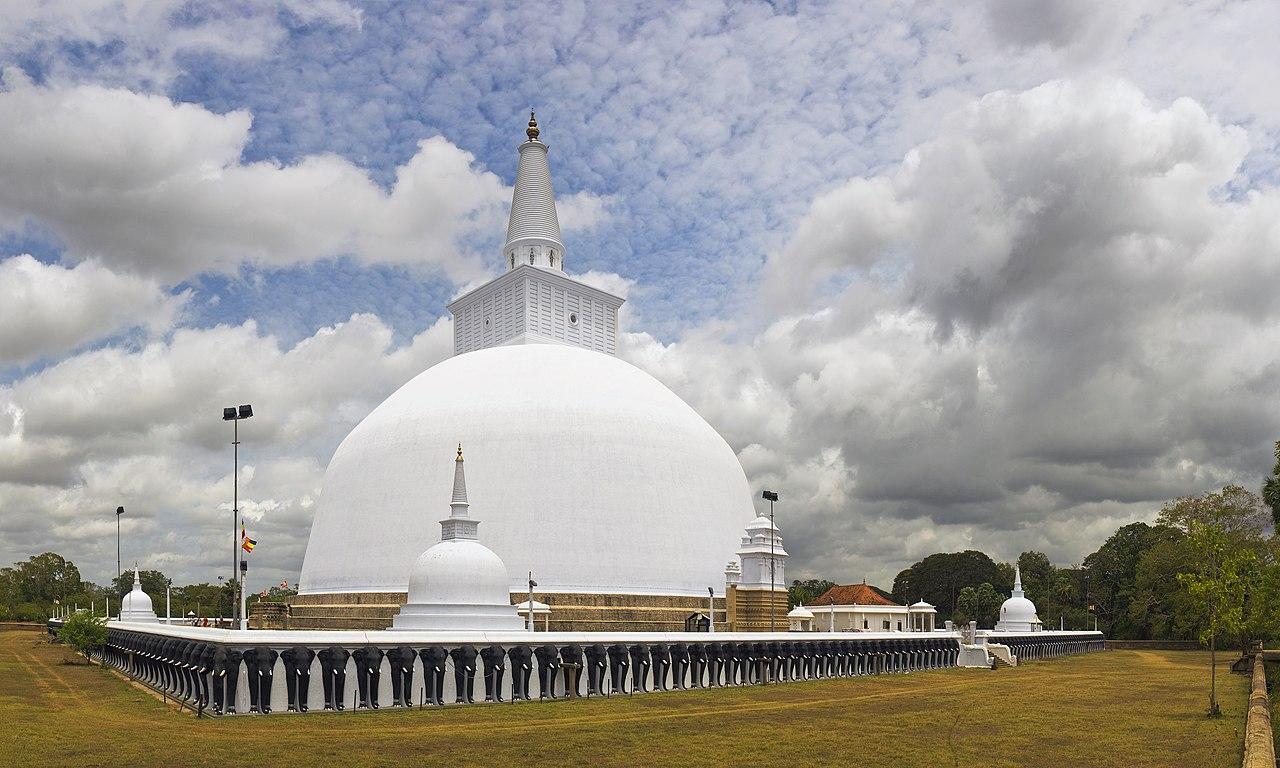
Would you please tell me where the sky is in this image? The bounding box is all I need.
[1,0,1278,593]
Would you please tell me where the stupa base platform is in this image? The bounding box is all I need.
[59,617,1106,718]
[261,591,728,632]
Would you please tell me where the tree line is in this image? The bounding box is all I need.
[0,553,295,622]
[799,440,1280,658]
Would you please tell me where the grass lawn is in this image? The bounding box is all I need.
[0,629,1248,768]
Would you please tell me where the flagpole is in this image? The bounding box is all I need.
[233,416,239,629]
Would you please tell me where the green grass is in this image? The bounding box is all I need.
[0,629,1249,767]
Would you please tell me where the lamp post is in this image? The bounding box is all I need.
[762,490,779,632]
[115,506,124,581]
[707,586,715,633]
[223,404,253,629]
[165,578,172,625]
[217,576,225,625]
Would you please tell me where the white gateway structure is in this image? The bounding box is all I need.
[296,114,752,630]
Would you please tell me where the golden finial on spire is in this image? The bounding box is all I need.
[526,110,540,141]
[456,443,464,461]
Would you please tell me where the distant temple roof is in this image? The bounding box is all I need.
[812,583,900,607]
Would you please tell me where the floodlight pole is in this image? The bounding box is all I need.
[762,490,779,632]
[233,416,239,628]
[225,404,252,629]
[769,497,775,632]
[115,506,124,582]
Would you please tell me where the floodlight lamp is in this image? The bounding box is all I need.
[223,407,237,420]
[240,560,248,574]
[238,404,253,419]
[116,506,124,516]
[762,490,779,502]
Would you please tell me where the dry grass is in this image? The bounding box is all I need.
[0,629,1248,768]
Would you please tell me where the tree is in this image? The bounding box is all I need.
[1129,538,1200,641]
[954,582,1001,627]
[788,579,837,608]
[0,567,18,620]
[248,580,298,608]
[1,553,85,619]
[174,582,236,619]
[891,551,1008,620]
[1263,440,1280,531]
[57,612,107,664]
[1159,485,1269,716]
[1239,539,1280,651]
[1082,522,1182,638]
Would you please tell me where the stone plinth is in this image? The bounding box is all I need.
[286,591,727,632]
[726,586,790,632]
[248,602,288,629]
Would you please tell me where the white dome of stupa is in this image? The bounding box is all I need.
[995,565,1042,632]
[299,343,751,598]
[117,566,158,623]
[391,447,523,631]
[406,538,511,607]
[787,604,814,620]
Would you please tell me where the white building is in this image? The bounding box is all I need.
[723,514,790,630]
[297,114,756,630]
[801,584,936,633]
[734,514,787,590]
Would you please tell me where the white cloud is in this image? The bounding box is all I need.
[557,191,614,232]
[618,78,1280,584]
[0,313,453,585]
[0,255,187,367]
[0,1,361,88]
[0,73,510,283]
[4,2,1280,591]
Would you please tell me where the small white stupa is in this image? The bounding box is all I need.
[995,565,1042,632]
[118,565,158,623]
[787,604,814,632]
[390,446,524,631]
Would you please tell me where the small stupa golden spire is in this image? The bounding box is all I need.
[526,110,540,141]
[456,443,464,461]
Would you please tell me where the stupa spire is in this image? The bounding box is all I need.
[450,444,469,510]
[441,444,478,540]
[1012,564,1024,598]
[504,111,565,272]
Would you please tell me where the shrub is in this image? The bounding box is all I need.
[56,612,107,663]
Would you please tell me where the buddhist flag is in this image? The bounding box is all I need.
[241,523,257,553]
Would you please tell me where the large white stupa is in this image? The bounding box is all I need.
[297,114,751,621]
